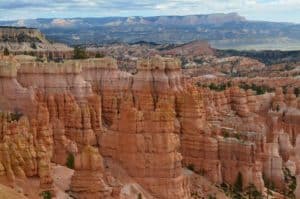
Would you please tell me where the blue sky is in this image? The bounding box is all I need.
[0,0,299,23]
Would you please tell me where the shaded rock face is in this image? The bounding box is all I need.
[70,145,117,198]
[0,55,299,198]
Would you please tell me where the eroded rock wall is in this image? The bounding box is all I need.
[0,55,299,198]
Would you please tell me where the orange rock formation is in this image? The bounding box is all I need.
[0,55,299,198]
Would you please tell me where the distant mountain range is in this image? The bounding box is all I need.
[1,13,300,50]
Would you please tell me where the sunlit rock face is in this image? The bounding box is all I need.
[97,56,190,199]
[0,55,299,198]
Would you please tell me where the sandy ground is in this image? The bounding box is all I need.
[0,184,28,199]
[52,164,74,199]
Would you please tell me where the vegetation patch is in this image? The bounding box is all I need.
[220,173,263,199]
[197,82,232,92]
[73,46,88,59]
[283,167,297,199]
[9,111,23,122]
[239,83,274,95]
[41,191,52,199]
[66,153,75,169]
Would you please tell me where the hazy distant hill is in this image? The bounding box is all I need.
[1,13,300,50]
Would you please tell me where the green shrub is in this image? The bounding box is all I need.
[73,46,87,59]
[10,111,23,121]
[245,184,263,199]
[227,81,232,87]
[223,131,230,138]
[30,43,37,49]
[95,52,105,58]
[41,191,52,199]
[239,83,273,95]
[263,174,275,192]
[208,83,227,92]
[194,58,204,64]
[234,133,241,140]
[283,167,297,199]
[66,153,75,169]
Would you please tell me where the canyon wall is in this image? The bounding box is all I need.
[0,54,299,198]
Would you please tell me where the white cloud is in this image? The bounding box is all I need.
[0,0,299,23]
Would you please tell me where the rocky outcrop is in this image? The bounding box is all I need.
[98,56,190,199]
[70,145,116,198]
[0,55,299,198]
[0,27,72,57]
[0,111,54,195]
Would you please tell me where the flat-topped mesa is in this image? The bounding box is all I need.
[0,27,72,55]
[17,60,93,101]
[0,27,48,44]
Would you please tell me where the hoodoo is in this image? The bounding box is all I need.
[0,54,299,198]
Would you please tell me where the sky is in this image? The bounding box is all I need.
[0,0,299,23]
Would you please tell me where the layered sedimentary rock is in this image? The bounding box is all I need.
[99,56,190,199]
[0,54,299,198]
[0,27,72,59]
[0,111,54,195]
[70,145,115,198]
[178,86,266,191]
